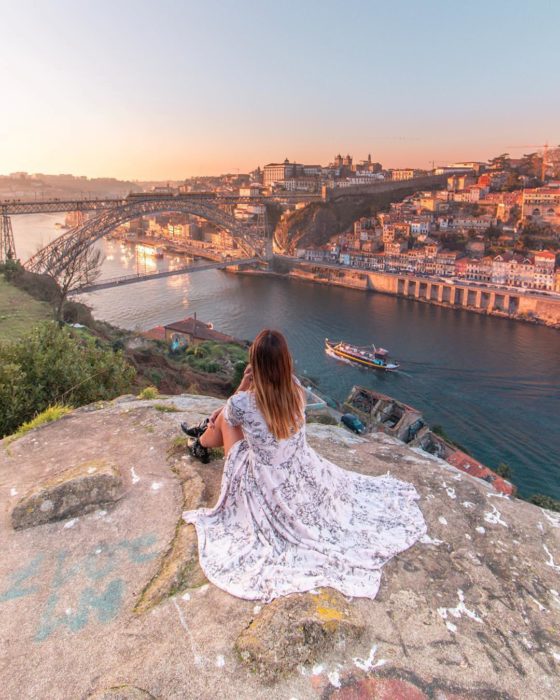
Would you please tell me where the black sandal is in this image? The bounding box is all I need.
[181,418,209,438]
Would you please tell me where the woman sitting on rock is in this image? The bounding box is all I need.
[182,329,426,602]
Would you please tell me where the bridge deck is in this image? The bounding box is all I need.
[71,257,259,294]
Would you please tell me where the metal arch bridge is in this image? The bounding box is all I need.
[5,194,270,274]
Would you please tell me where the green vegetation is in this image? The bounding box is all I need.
[0,322,135,439]
[138,386,159,400]
[0,275,53,341]
[232,360,248,390]
[526,494,560,513]
[495,462,513,480]
[168,435,189,455]
[181,341,248,380]
[4,404,73,445]
[153,402,180,413]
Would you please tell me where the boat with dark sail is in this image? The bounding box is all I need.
[325,339,399,371]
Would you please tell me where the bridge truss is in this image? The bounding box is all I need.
[22,196,269,275]
[0,215,16,263]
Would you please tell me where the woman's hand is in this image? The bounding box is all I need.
[209,407,222,427]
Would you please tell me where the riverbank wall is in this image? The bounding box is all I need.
[285,262,560,328]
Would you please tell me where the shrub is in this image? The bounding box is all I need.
[4,265,59,304]
[201,361,220,374]
[148,369,163,386]
[62,300,95,327]
[0,322,135,438]
[527,494,560,512]
[495,462,513,479]
[0,259,24,282]
[138,386,159,400]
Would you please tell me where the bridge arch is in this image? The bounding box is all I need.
[25,197,265,274]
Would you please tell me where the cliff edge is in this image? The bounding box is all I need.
[1,395,559,700]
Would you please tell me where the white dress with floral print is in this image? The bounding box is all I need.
[183,389,427,601]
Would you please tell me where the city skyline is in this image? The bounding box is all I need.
[1,0,559,180]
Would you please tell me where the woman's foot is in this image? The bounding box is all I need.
[181,418,209,438]
[187,437,211,464]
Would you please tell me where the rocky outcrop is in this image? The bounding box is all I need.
[274,186,427,253]
[1,394,559,700]
[11,458,122,530]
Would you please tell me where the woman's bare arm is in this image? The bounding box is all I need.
[209,365,253,426]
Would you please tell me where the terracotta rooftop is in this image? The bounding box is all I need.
[164,317,235,343]
[141,326,166,342]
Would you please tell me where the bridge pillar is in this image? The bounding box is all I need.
[263,238,274,261]
[0,215,17,263]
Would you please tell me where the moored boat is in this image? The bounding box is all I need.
[325,339,399,371]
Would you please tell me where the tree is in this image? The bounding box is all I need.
[44,245,103,322]
[507,204,521,226]
[485,225,501,241]
[488,153,512,171]
[517,152,542,179]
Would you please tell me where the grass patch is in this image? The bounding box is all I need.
[138,386,159,400]
[4,404,72,444]
[154,403,180,413]
[168,435,189,456]
[0,276,53,342]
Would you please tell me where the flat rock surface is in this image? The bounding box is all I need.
[0,395,559,700]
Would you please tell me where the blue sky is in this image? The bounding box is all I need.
[1,0,558,178]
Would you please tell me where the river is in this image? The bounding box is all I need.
[12,214,560,500]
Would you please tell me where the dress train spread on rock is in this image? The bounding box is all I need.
[183,390,427,602]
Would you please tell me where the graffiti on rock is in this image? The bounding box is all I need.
[0,533,158,641]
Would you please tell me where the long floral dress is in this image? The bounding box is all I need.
[183,389,427,601]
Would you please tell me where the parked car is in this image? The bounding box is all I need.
[341,413,366,435]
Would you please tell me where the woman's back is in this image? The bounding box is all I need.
[224,389,306,463]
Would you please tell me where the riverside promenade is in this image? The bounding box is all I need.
[279,257,560,328]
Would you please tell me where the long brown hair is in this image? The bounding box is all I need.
[249,329,304,440]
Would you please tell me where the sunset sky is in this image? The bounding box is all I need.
[1,0,558,180]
